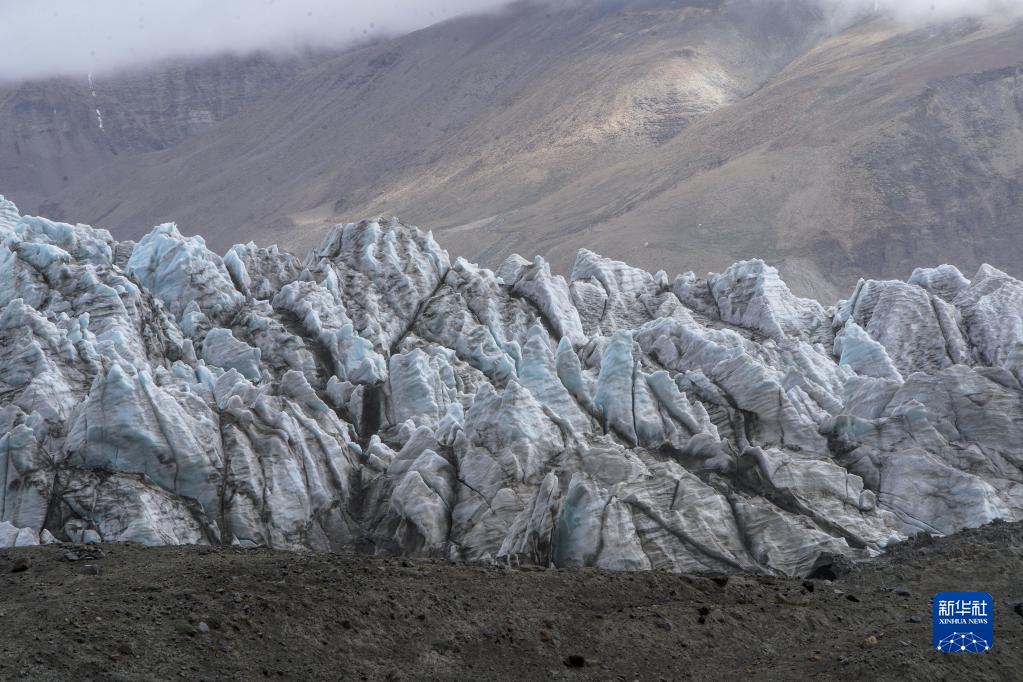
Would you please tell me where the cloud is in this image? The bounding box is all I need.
[819,0,1023,23]
[0,0,512,82]
[1,0,1019,83]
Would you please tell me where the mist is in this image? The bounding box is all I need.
[820,0,1023,24]
[1,0,1020,83]
[0,0,512,83]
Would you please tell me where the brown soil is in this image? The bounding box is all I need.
[1,522,1021,681]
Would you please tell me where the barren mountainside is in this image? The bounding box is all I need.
[7,1,1020,297]
[0,50,336,219]
[33,0,829,251]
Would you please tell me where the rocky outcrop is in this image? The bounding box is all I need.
[1,194,1021,577]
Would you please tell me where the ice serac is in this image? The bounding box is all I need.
[706,260,831,343]
[224,242,301,301]
[953,265,1023,383]
[127,223,243,324]
[570,249,686,335]
[303,219,450,352]
[834,277,973,375]
[0,194,1020,578]
[500,255,586,346]
[0,195,20,233]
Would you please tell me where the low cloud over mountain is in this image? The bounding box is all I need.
[3,0,1021,82]
[0,0,511,81]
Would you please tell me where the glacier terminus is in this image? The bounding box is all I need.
[2,193,1022,578]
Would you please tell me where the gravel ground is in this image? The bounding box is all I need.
[1,522,1021,681]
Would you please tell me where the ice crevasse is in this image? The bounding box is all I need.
[2,193,1022,577]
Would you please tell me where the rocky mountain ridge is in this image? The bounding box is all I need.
[2,194,1022,577]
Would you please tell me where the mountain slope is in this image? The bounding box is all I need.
[36,1,837,275]
[0,50,334,219]
[8,1,1023,297]
[507,17,1023,299]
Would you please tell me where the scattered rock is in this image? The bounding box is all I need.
[861,636,879,649]
[174,621,196,636]
[807,554,854,582]
[10,557,30,573]
[82,564,101,575]
[197,622,210,634]
[564,655,586,668]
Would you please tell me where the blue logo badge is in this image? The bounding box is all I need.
[933,592,994,653]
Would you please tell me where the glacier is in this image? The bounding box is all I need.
[1,193,1022,577]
